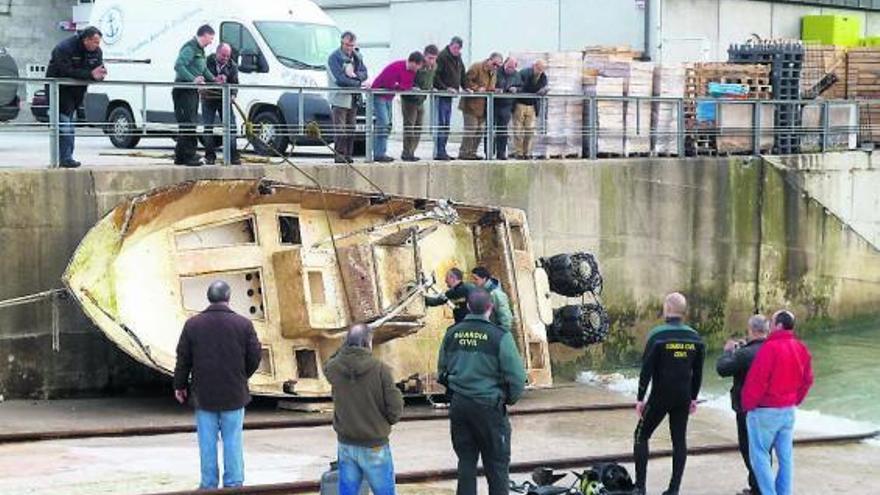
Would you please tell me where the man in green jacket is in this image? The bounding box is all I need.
[173,24,216,166]
[471,266,513,332]
[400,44,438,161]
[325,324,404,495]
[438,289,526,495]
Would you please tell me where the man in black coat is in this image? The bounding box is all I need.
[174,281,262,489]
[716,314,768,495]
[202,43,240,165]
[46,27,106,168]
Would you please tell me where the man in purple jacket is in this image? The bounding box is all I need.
[370,51,425,162]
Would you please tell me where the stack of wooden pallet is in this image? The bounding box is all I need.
[624,61,655,155]
[653,65,687,155]
[686,63,773,154]
[845,47,880,142]
[583,53,630,155]
[801,44,846,99]
[543,51,584,157]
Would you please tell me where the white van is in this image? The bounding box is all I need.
[85,0,344,154]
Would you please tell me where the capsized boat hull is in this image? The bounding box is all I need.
[63,179,554,396]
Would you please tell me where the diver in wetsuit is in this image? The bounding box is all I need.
[632,292,706,495]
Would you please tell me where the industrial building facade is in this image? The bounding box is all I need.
[317,0,880,68]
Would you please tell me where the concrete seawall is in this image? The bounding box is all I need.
[2,155,880,397]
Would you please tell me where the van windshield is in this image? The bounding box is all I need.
[254,21,340,70]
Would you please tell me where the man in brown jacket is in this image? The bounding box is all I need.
[458,52,503,160]
[324,324,404,495]
[174,280,262,489]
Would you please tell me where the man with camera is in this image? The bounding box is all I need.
[716,314,769,495]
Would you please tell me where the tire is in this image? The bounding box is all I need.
[107,105,141,149]
[540,252,603,297]
[546,303,610,348]
[249,109,289,156]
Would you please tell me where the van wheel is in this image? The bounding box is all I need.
[250,110,289,156]
[107,106,141,149]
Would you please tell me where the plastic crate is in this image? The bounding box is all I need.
[802,15,862,47]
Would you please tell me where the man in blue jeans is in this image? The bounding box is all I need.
[370,52,425,162]
[325,324,404,495]
[741,310,814,495]
[46,27,106,168]
[433,36,467,160]
[174,281,262,489]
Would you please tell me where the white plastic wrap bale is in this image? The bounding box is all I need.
[653,65,686,155]
[583,54,629,155]
[542,51,584,158]
[624,61,654,155]
[511,51,549,156]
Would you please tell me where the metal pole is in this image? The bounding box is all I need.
[429,92,437,160]
[49,80,60,168]
[141,83,147,127]
[821,100,830,152]
[365,90,374,162]
[297,88,305,136]
[753,101,761,156]
[486,92,495,159]
[676,98,685,157]
[221,85,232,165]
[589,96,598,160]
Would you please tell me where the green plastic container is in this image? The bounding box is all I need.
[861,36,880,47]
[802,15,862,47]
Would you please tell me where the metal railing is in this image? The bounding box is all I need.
[0,76,872,168]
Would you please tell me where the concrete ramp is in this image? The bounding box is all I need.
[765,152,880,251]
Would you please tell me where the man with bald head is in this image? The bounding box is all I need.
[174,280,262,489]
[492,56,523,160]
[202,42,241,165]
[512,60,548,159]
[632,292,705,495]
[324,323,404,495]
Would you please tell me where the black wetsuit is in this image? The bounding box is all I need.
[633,317,705,494]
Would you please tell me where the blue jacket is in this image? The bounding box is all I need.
[327,47,368,109]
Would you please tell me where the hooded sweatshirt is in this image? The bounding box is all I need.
[482,277,513,332]
[324,346,404,447]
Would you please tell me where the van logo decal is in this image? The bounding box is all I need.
[98,7,124,45]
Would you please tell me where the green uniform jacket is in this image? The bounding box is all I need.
[483,277,513,332]
[438,315,526,406]
[174,38,214,83]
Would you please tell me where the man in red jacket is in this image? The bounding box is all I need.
[741,310,814,495]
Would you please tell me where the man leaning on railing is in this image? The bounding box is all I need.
[46,26,106,169]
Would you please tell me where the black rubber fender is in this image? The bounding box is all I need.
[540,252,603,297]
[546,302,610,348]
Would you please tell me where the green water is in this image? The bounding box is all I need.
[700,321,880,425]
[601,321,880,426]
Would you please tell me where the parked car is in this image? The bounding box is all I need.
[30,89,85,124]
[30,89,49,123]
[0,47,21,122]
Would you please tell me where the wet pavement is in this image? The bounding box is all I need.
[1,384,877,494]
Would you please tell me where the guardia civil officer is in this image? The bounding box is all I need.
[632,292,706,495]
[437,289,526,495]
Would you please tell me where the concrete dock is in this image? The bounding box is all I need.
[0,384,877,494]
